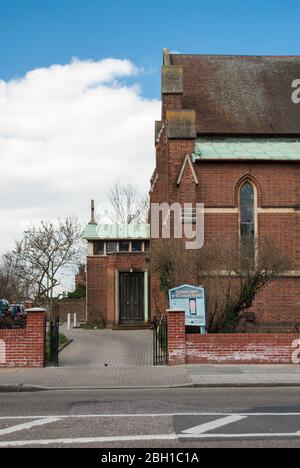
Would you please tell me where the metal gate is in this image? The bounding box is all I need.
[153,315,168,366]
[47,318,60,367]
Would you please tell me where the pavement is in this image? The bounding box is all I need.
[1,326,300,391]
[1,387,300,448]
[185,364,300,387]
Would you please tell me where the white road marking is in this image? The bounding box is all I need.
[0,417,61,436]
[0,413,300,445]
[182,415,247,435]
[1,431,300,447]
[180,432,300,439]
[1,412,300,420]
[0,434,177,448]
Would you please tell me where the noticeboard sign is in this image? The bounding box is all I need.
[169,285,206,327]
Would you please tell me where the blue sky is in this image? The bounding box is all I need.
[1,0,300,98]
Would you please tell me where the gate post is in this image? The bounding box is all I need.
[167,309,186,365]
[25,308,47,368]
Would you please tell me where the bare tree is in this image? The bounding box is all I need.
[106,183,149,224]
[0,254,31,302]
[10,217,82,319]
[150,236,293,333]
[195,237,292,332]
[150,240,196,295]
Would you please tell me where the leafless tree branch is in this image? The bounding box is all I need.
[106,183,149,224]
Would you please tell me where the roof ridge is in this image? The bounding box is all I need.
[170,53,300,59]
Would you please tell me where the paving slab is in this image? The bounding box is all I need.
[59,327,153,369]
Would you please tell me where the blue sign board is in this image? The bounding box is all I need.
[169,285,206,328]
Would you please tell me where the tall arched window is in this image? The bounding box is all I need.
[240,182,255,240]
[239,181,256,265]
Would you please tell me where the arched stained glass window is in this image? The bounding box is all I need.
[240,182,255,240]
[239,181,256,268]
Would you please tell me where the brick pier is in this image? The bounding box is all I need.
[0,308,46,368]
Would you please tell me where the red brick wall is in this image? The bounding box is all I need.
[0,309,46,368]
[195,162,299,208]
[87,253,147,326]
[186,334,300,365]
[162,95,182,119]
[167,309,300,365]
[87,256,108,323]
[57,299,86,322]
[247,278,300,325]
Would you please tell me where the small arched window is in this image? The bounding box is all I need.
[240,182,255,241]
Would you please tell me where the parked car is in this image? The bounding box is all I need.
[0,299,9,318]
[8,304,27,319]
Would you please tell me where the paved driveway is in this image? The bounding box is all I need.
[59,326,153,368]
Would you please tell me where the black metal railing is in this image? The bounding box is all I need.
[152,315,168,366]
[46,318,60,367]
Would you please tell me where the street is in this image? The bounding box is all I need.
[0,387,300,448]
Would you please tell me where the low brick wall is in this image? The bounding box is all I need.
[186,334,300,365]
[0,309,46,368]
[167,310,300,365]
[56,298,86,322]
[42,299,86,322]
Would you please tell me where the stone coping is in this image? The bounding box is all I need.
[25,308,47,313]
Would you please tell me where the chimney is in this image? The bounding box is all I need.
[89,200,97,225]
[163,48,171,66]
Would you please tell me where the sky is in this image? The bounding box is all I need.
[0,0,299,281]
[1,0,300,97]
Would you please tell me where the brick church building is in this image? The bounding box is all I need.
[85,49,300,330]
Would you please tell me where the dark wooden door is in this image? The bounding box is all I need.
[119,273,145,324]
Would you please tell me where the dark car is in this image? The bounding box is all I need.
[9,304,27,319]
[0,299,9,318]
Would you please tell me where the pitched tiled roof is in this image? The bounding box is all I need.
[170,54,300,135]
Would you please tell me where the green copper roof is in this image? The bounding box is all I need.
[83,223,150,240]
[193,138,300,162]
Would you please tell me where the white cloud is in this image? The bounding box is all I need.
[0,58,161,254]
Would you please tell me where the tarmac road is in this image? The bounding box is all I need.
[0,387,300,448]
